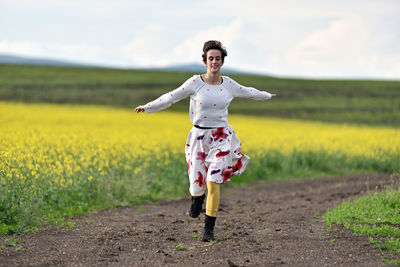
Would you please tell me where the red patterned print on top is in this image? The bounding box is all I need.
[212,128,228,141]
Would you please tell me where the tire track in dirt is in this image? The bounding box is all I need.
[1,173,399,266]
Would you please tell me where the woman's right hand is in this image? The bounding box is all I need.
[134,105,146,113]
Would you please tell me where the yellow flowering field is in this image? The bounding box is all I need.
[0,101,399,234]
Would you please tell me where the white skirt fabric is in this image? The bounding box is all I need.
[185,125,250,196]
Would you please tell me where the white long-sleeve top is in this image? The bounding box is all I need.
[144,75,272,127]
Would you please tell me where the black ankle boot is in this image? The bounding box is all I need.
[189,194,205,218]
[202,215,216,242]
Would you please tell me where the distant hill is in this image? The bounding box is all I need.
[0,53,89,67]
[0,53,246,74]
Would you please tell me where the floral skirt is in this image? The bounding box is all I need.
[185,125,250,196]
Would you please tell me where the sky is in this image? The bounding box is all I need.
[1,0,399,79]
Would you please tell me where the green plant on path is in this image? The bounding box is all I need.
[173,242,186,250]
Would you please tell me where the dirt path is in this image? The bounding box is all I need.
[1,173,399,266]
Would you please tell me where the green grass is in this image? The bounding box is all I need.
[324,186,400,264]
[1,64,399,127]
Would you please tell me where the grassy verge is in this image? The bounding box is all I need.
[1,149,398,236]
[324,185,400,265]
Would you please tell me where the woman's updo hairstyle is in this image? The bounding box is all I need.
[202,40,228,63]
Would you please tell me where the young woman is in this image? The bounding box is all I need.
[135,40,276,241]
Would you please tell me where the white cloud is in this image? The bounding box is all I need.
[170,19,245,63]
[285,14,400,78]
[0,40,37,56]
[121,19,245,67]
[121,24,171,67]
[287,15,369,70]
[203,0,400,78]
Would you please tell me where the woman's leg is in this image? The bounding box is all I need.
[185,128,208,218]
[189,194,205,218]
[188,169,206,218]
[203,180,220,241]
[206,181,220,217]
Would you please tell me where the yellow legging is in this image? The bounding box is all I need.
[206,181,220,217]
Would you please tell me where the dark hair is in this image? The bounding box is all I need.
[202,40,228,63]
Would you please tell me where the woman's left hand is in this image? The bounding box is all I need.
[134,105,146,113]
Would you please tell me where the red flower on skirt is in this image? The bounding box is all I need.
[194,171,204,187]
[232,159,243,173]
[212,128,228,141]
[216,150,230,158]
[196,152,206,164]
[221,168,232,182]
[235,148,244,156]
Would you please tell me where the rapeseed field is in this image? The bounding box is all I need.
[1,101,399,234]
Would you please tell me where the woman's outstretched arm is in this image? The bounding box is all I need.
[227,76,277,100]
[134,75,201,114]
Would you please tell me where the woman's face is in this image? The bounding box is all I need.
[204,49,224,73]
